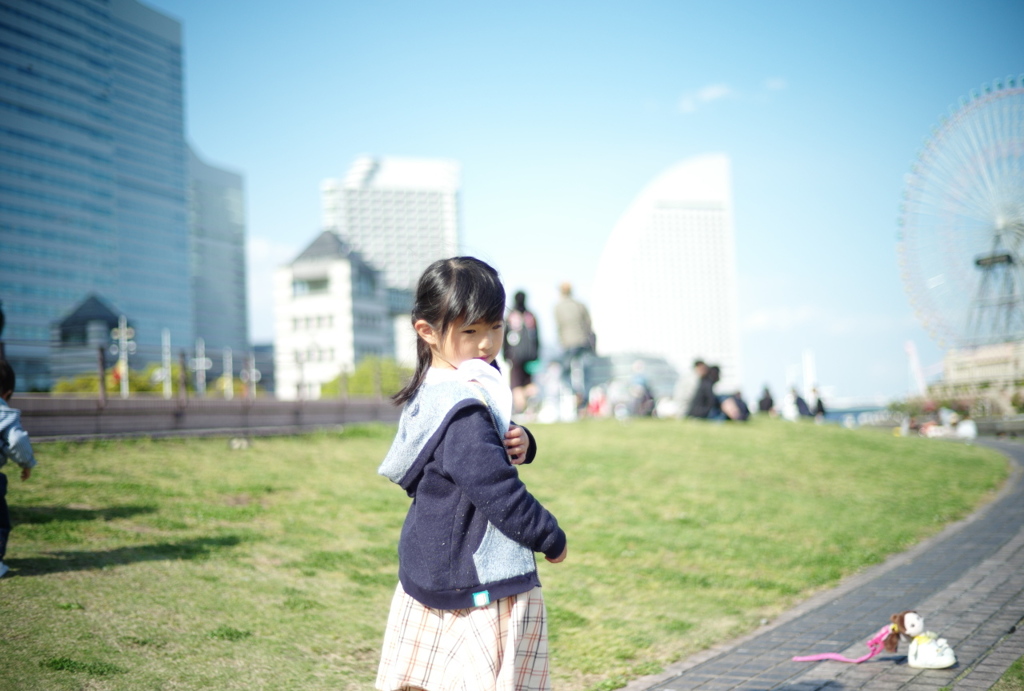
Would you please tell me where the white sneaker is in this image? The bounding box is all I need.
[0,562,9,578]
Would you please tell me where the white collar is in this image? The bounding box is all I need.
[426,360,511,433]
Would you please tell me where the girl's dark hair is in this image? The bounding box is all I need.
[393,257,506,405]
[0,359,14,394]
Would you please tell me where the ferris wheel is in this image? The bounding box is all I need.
[897,76,1024,349]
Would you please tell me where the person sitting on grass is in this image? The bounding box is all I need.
[686,360,721,419]
[721,390,751,422]
[0,359,38,579]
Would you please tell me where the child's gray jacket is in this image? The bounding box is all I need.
[378,363,565,610]
[0,399,36,471]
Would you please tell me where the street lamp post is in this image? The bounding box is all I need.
[190,338,213,397]
[110,315,136,399]
[240,352,261,401]
[223,347,233,400]
[161,329,172,399]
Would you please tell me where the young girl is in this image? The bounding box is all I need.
[376,257,567,691]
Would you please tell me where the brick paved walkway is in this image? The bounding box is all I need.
[626,438,1024,691]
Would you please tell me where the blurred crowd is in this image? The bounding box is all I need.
[899,408,978,441]
[502,285,835,426]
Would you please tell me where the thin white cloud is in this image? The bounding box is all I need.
[697,83,734,102]
[678,78,787,114]
[678,83,735,114]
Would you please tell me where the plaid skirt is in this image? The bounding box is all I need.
[375,583,551,691]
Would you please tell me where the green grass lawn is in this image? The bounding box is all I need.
[992,655,1024,691]
[0,418,1008,691]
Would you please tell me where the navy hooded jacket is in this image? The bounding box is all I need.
[379,365,566,610]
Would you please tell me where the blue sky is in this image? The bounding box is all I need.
[148,0,1024,403]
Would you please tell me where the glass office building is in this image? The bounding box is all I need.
[108,0,190,356]
[189,146,248,358]
[0,0,207,389]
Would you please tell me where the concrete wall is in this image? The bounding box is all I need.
[16,394,400,440]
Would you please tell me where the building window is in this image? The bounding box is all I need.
[293,278,328,296]
[354,267,376,296]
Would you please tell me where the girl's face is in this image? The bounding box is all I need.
[416,317,505,370]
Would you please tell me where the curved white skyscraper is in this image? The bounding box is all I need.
[592,154,741,392]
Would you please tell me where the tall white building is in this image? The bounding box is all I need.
[273,232,392,400]
[321,156,461,290]
[591,154,741,393]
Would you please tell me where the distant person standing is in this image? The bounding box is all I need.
[554,282,594,408]
[793,388,813,418]
[812,387,826,422]
[504,291,540,414]
[758,386,774,415]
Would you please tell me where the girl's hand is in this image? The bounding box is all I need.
[545,545,567,563]
[504,424,530,464]
[21,467,31,481]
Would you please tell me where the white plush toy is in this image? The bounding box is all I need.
[793,610,955,669]
[897,611,957,669]
[908,630,957,669]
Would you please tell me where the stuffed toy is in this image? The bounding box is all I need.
[792,610,953,668]
[907,631,957,669]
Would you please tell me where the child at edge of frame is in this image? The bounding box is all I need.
[0,359,38,579]
[375,256,568,691]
